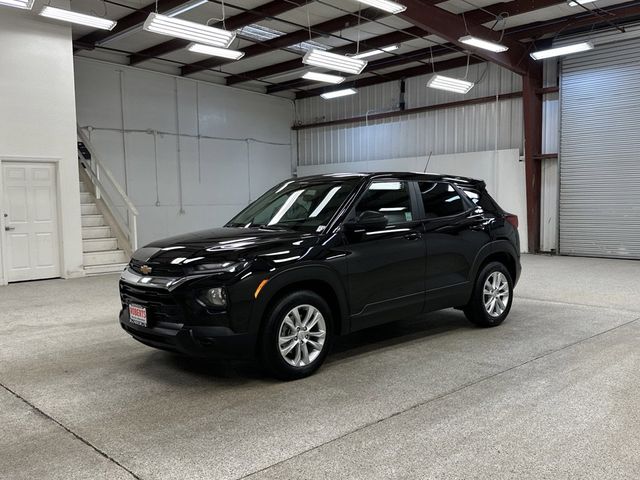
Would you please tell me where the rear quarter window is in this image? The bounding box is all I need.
[418,182,466,218]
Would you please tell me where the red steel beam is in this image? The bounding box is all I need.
[129,0,308,65]
[522,64,543,253]
[181,7,387,76]
[398,0,534,75]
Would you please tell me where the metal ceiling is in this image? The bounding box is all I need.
[31,0,640,97]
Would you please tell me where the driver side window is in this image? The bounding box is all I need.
[356,180,414,225]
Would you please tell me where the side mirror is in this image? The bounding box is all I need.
[344,210,388,232]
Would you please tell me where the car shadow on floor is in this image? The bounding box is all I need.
[149,308,473,382]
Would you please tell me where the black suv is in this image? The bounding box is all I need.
[120,173,520,379]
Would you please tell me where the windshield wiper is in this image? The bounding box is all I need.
[257,224,292,231]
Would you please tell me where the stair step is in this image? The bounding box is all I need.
[83,250,128,266]
[82,226,111,239]
[81,214,105,227]
[83,238,118,252]
[80,192,93,203]
[81,204,99,215]
[84,263,128,276]
[79,182,89,193]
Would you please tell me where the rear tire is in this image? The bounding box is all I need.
[260,290,332,380]
[464,261,513,327]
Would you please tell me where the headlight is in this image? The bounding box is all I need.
[201,287,227,307]
[192,261,245,273]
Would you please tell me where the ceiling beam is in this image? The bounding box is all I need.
[226,26,426,86]
[180,7,388,77]
[129,0,308,65]
[504,0,640,39]
[238,0,564,90]
[397,0,533,75]
[74,0,187,51]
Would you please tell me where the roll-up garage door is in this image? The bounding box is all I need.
[560,37,640,259]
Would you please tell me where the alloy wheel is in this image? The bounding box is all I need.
[278,304,326,367]
[483,271,510,317]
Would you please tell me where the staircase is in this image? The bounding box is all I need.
[77,125,139,276]
[79,180,129,275]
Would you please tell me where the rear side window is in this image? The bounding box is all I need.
[418,181,466,218]
[462,187,501,214]
[356,180,414,225]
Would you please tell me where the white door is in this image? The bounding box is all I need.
[2,162,61,282]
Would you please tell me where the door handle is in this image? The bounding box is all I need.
[403,232,421,241]
[4,226,15,231]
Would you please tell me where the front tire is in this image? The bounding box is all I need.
[260,290,332,380]
[464,262,513,327]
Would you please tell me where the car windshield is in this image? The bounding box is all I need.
[226,178,359,232]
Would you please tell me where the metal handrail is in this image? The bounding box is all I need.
[77,125,138,251]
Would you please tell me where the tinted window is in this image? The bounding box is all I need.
[227,179,358,233]
[462,187,501,214]
[356,180,414,225]
[419,182,465,218]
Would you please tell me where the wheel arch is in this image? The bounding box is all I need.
[470,241,519,286]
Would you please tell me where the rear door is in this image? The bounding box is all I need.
[345,179,426,330]
[417,181,490,311]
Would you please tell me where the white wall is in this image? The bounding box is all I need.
[74,58,295,247]
[297,149,528,253]
[0,5,83,283]
[295,63,524,166]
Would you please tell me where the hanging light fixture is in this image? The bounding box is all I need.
[321,88,357,99]
[356,0,406,14]
[353,44,400,59]
[568,0,597,6]
[459,35,509,53]
[303,49,367,75]
[427,75,474,94]
[143,13,235,48]
[530,41,594,60]
[302,72,346,84]
[0,0,34,9]
[39,6,117,30]
[187,43,245,60]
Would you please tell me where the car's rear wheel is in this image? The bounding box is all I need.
[463,261,513,327]
[260,290,332,380]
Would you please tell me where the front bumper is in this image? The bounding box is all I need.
[119,309,256,359]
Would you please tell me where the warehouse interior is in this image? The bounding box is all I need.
[1,0,639,478]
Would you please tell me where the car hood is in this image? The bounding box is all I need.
[130,227,318,273]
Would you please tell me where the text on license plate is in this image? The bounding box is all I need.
[129,304,147,327]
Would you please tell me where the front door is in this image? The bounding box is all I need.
[2,162,61,282]
[345,179,426,330]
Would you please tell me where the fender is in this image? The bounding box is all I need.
[468,240,519,285]
[248,263,351,335]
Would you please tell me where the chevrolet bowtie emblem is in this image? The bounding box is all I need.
[140,265,152,275]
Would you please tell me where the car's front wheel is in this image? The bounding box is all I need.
[463,261,513,327]
[260,290,332,380]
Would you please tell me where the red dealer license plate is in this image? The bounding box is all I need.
[128,304,147,327]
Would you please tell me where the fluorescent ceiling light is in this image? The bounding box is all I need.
[166,0,208,17]
[427,75,474,94]
[143,13,235,48]
[0,0,34,9]
[303,49,367,75]
[353,44,400,59]
[459,35,509,53]
[530,41,594,60]
[321,88,357,100]
[39,6,117,30]
[568,0,597,5]
[237,24,329,53]
[356,0,406,14]
[188,43,245,60]
[302,72,345,84]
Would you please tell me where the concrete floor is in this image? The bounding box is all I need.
[1,254,639,480]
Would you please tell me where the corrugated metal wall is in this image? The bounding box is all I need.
[295,63,523,166]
